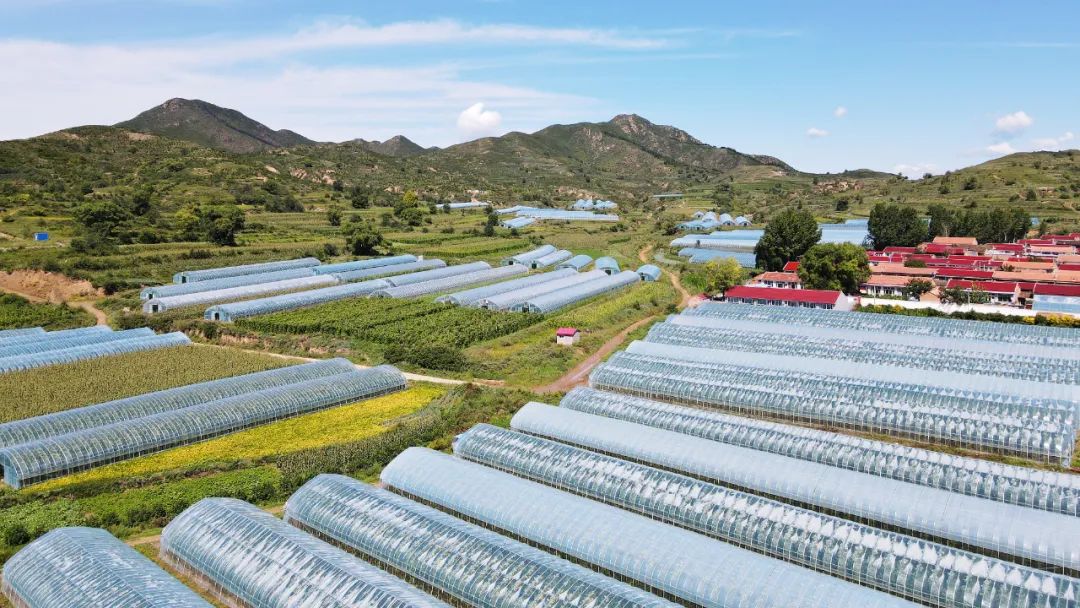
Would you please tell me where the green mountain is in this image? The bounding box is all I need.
[115,98,315,153]
[354,135,430,157]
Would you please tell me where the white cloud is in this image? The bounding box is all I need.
[833,105,847,118]
[1031,131,1075,150]
[993,110,1033,135]
[892,163,938,177]
[806,127,829,138]
[986,142,1017,155]
[457,103,503,138]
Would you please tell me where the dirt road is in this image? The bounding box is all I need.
[638,243,691,308]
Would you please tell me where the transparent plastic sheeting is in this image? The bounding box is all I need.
[381,448,917,608]
[435,268,577,306]
[503,244,555,265]
[0,358,355,450]
[476,269,606,310]
[557,254,593,270]
[205,278,391,321]
[0,327,45,340]
[173,256,321,284]
[1,527,210,608]
[0,332,191,375]
[500,216,536,229]
[372,264,527,299]
[516,270,640,313]
[456,424,1080,608]
[312,254,418,275]
[0,328,153,358]
[381,261,491,287]
[509,404,1080,574]
[685,301,1080,349]
[142,275,339,313]
[141,267,317,300]
[626,340,1077,402]
[531,249,572,268]
[651,318,1080,383]
[561,387,1080,517]
[161,498,449,608]
[590,351,1076,464]
[332,259,446,283]
[0,365,405,488]
[0,325,111,348]
[595,256,620,273]
[285,474,678,608]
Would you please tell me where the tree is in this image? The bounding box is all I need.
[867,203,927,249]
[401,190,419,205]
[349,185,371,209]
[327,207,342,227]
[941,286,989,304]
[700,257,746,293]
[343,218,386,255]
[176,203,245,246]
[797,243,870,295]
[483,213,497,237]
[74,200,131,239]
[902,278,934,300]
[398,206,424,226]
[753,208,821,271]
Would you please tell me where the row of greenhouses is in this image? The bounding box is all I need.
[0,328,190,374]
[371,264,527,299]
[173,256,321,284]
[648,318,1080,384]
[0,360,404,488]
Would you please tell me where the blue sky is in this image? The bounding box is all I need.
[1,0,1076,174]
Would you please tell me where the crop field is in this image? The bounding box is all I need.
[0,293,94,330]
[0,344,286,422]
[30,384,445,493]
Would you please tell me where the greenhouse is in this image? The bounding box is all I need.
[679,248,758,266]
[161,498,448,608]
[590,351,1077,463]
[0,327,154,359]
[381,448,918,608]
[515,209,619,222]
[685,302,1080,349]
[530,249,572,269]
[561,387,1080,516]
[455,423,1079,608]
[142,275,339,313]
[658,315,1080,378]
[332,259,447,283]
[515,270,640,313]
[446,201,491,209]
[502,244,556,266]
[557,254,593,270]
[285,474,678,608]
[475,269,605,310]
[0,332,191,375]
[1,527,210,608]
[625,340,1077,401]
[435,268,577,306]
[172,257,321,284]
[381,261,491,287]
[205,278,391,321]
[636,264,662,282]
[371,264,526,299]
[0,327,45,340]
[141,267,317,300]
[312,254,418,275]
[0,325,111,348]
[0,358,355,450]
[510,403,1080,574]
[595,256,620,275]
[500,216,536,229]
[0,365,405,488]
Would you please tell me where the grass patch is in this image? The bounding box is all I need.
[0,293,94,331]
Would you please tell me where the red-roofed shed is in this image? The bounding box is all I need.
[722,286,851,310]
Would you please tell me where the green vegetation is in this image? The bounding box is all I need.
[926,203,1030,243]
[683,257,746,294]
[0,293,94,330]
[867,202,926,249]
[858,304,1080,328]
[0,345,285,422]
[798,243,870,294]
[754,208,821,270]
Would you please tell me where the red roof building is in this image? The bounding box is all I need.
[944,280,1020,304]
[933,268,995,280]
[722,286,852,310]
[1033,283,1080,297]
[782,261,800,272]
[750,271,802,289]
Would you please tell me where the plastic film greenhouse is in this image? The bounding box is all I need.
[0,365,405,488]
[0,325,111,348]
[285,474,679,608]
[476,269,605,310]
[381,447,920,608]
[161,498,449,608]
[557,253,593,270]
[0,358,355,450]
[0,332,191,375]
[381,261,491,287]
[332,258,446,283]
[589,351,1077,463]
[312,254,418,275]
[560,387,1080,516]
[502,244,555,265]
[685,302,1080,349]
[530,249,572,268]
[141,267,317,300]
[142,275,339,313]
[595,256,620,274]
[454,423,1080,608]
[0,327,154,358]
[371,264,526,299]
[509,403,1080,574]
[646,320,1080,384]
[173,256,321,283]
[515,270,640,313]
[1,527,210,608]
[435,268,577,306]
[0,327,45,340]
[205,278,391,321]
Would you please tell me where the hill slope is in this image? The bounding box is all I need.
[116,98,314,153]
[354,135,429,157]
